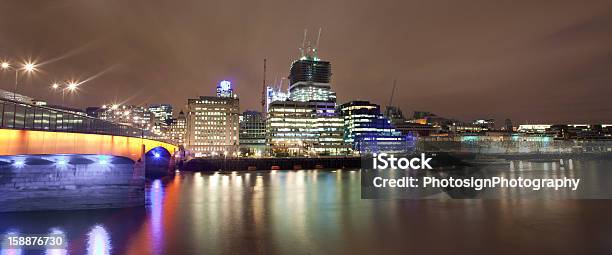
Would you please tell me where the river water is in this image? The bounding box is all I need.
[1,161,612,254]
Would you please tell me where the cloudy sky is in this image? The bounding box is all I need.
[1,0,611,123]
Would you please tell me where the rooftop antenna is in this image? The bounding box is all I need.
[261,58,267,114]
[388,79,397,107]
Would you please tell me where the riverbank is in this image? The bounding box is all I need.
[182,156,362,171]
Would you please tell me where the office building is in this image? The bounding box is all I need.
[340,101,409,153]
[99,104,154,130]
[266,86,290,112]
[149,104,173,124]
[288,41,336,102]
[267,101,348,156]
[239,111,266,156]
[169,111,187,146]
[266,36,349,156]
[186,80,240,157]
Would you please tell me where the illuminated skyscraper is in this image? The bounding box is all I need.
[288,33,336,103]
[266,31,348,156]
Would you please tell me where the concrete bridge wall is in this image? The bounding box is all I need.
[0,155,145,212]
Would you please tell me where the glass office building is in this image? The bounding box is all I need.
[239,111,266,157]
[267,101,349,156]
[340,101,411,153]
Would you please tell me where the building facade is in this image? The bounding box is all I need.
[99,104,154,131]
[239,111,266,157]
[169,111,187,147]
[340,101,409,153]
[186,81,240,157]
[267,101,348,156]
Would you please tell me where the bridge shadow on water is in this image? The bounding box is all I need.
[144,146,174,179]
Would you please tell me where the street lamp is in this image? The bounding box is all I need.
[22,62,37,73]
[0,60,38,101]
[66,81,78,92]
[50,80,80,104]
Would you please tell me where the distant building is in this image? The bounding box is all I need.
[472,119,495,130]
[169,111,187,146]
[503,119,514,131]
[186,80,240,157]
[448,123,487,133]
[517,124,552,133]
[384,106,405,123]
[340,101,410,153]
[413,111,435,119]
[0,89,34,104]
[265,86,290,112]
[149,104,173,125]
[85,107,102,118]
[99,104,153,130]
[148,104,173,136]
[393,122,441,137]
[239,111,266,156]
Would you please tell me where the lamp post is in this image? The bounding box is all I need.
[0,61,37,101]
[51,80,79,105]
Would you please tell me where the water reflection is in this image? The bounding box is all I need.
[45,228,67,255]
[87,225,111,255]
[1,165,612,254]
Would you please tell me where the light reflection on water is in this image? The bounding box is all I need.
[87,225,111,255]
[1,164,612,254]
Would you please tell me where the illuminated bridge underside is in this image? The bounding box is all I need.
[0,129,177,161]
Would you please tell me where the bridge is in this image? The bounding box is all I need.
[0,98,180,212]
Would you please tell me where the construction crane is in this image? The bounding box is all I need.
[261,58,267,114]
[388,79,397,107]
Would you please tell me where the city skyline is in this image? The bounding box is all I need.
[1,1,612,124]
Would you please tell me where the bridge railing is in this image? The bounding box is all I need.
[0,98,163,140]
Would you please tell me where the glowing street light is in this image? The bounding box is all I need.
[51,83,60,89]
[66,81,79,92]
[0,60,39,100]
[22,62,37,73]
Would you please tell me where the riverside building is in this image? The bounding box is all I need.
[169,111,187,147]
[186,80,240,157]
[340,101,410,153]
[239,111,266,157]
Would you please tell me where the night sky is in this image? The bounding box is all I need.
[1,0,612,124]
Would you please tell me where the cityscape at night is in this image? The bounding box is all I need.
[1,1,612,255]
